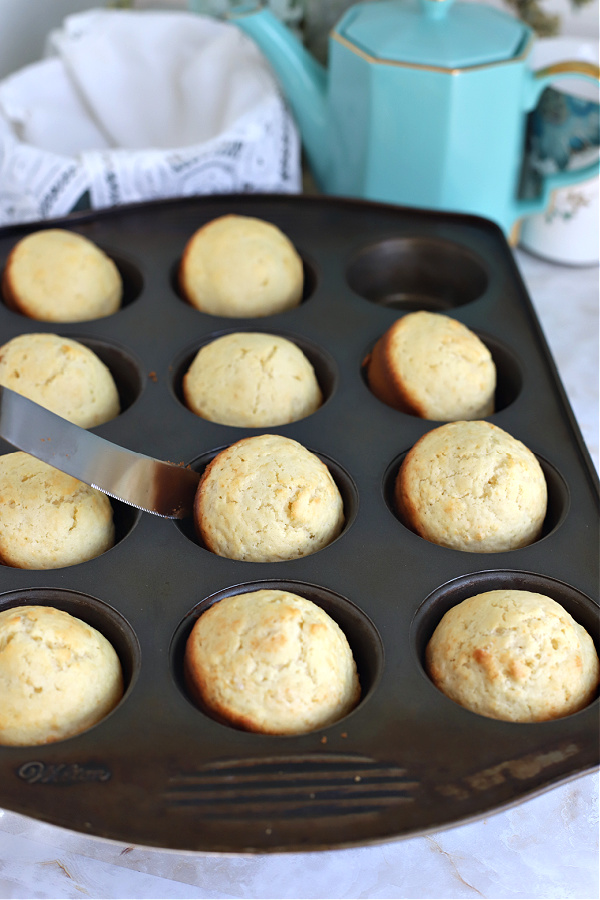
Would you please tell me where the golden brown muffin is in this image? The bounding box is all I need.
[0,333,120,428]
[0,605,123,745]
[426,589,600,722]
[365,311,496,421]
[396,420,547,553]
[178,215,303,317]
[184,589,361,734]
[183,332,322,427]
[0,452,115,569]
[2,228,122,322]
[194,434,344,562]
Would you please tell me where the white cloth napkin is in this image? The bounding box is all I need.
[0,8,300,225]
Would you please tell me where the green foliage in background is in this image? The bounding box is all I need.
[503,0,594,36]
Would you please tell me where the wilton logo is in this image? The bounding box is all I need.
[17,761,111,785]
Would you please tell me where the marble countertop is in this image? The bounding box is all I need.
[0,247,598,900]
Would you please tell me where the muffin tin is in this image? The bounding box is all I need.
[0,194,597,853]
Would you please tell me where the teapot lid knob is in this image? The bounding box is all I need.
[419,0,456,20]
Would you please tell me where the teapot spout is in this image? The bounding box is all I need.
[230,3,329,188]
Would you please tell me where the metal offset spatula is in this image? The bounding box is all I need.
[0,386,200,518]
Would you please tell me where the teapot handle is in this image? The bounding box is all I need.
[526,60,599,112]
[512,60,600,222]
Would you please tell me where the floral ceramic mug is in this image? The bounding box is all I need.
[520,38,599,266]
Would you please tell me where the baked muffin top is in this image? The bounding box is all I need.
[179,215,303,318]
[184,589,361,734]
[366,311,496,421]
[426,589,600,722]
[396,420,547,553]
[0,333,120,428]
[183,331,322,427]
[194,434,344,562]
[0,452,115,569]
[0,605,123,746]
[2,229,122,322]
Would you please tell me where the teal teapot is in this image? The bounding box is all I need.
[229,0,599,238]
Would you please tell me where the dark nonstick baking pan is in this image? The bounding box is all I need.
[0,194,597,853]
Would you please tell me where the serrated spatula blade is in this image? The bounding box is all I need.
[0,386,200,518]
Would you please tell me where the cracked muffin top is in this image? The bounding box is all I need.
[178,214,303,318]
[184,589,360,734]
[183,331,322,427]
[0,604,123,746]
[426,589,600,722]
[395,420,547,553]
[194,434,344,562]
[2,229,122,322]
[0,452,115,569]
[0,332,120,428]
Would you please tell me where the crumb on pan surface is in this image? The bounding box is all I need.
[183,331,322,427]
[1,229,122,322]
[178,215,304,317]
[0,605,123,746]
[0,333,120,428]
[0,452,115,569]
[195,434,344,562]
[426,589,600,722]
[184,589,361,734]
[366,311,496,421]
[396,420,547,552]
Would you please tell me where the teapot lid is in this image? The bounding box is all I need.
[336,0,529,69]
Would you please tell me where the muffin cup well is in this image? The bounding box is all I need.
[0,448,140,569]
[175,442,359,557]
[0,587,140,741]
[98,246,144,310]
[411,569,600,718]
[170,328,338,424]
[346,237,489,311]
[362,327,522,419]
[67,334,146,416]
[0,241,143,319]
[170,579,384,731]
[384,450,569,549]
